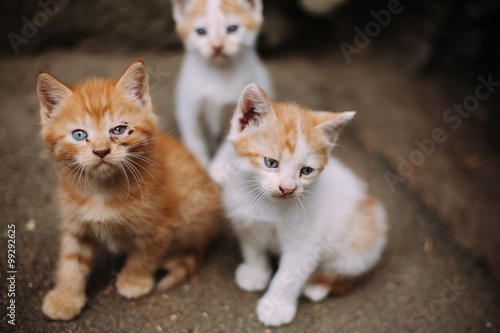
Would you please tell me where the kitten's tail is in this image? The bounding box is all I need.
[156,254,201,290]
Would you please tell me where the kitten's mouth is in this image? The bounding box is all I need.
[94,159,114,169]
[271,193,296,200]
[212,52,228,60]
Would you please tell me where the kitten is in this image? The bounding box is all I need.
[210,84,387,327]
[37,60,221,321]
[171,0,273,166]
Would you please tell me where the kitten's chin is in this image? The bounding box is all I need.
[90,163,119,179]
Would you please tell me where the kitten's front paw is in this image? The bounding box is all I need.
[116,273,154,299]
[42,288,86,321]
[256,296,297,327]
[235,263,271,292]
[303,284,330,302]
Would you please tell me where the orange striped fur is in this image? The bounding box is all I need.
[38,60,221,321]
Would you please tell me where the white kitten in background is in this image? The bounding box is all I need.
[171,0,273,166]
[210,84,387,327]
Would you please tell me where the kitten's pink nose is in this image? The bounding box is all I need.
[279,186,295,196]
[213,45,223,55]
[93,148,111,158]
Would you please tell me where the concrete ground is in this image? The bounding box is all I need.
[1,49,499,333]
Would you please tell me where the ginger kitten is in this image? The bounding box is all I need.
[37,60,221,321]
[171,0,273,166]
[210,84,387,327]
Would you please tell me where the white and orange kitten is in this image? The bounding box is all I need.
[171,0,273,166]
[210,84,387,326]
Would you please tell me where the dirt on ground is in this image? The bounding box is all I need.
[0,49,499,333]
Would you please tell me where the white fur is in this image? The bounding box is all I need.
[212,146,387,326]
[173,0,273,166]
[210,98,387,326]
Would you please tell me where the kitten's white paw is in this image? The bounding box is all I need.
[42,288,86,321]
[303,284,329,302]
[116,274,154,299]
[235,263,271,292]
[256,296,297,327]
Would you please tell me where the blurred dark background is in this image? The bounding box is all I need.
[1,0,500,143]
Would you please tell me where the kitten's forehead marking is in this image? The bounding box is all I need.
[84,95,92,112]
[206,0,225,43]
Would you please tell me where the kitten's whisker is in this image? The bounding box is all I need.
[119,164,131,199]
[227,185,260,206]
[333,143,351,151]
[252,189,268,214]
[309,145,329,154]
[77,165,86,188]
[123,160,144,200]
[128,153,160,167]
[72,164,83,185]
[127,158,163,188]
[297,197,307,226]
[246,187,265,215]
[301,192,315,208]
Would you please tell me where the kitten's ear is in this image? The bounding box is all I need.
[230,83,275,136]
[315,111,356,146]
[171,0,191,23]
[237,0,263,20]
[37,71,72,123]
[117,59,152,109]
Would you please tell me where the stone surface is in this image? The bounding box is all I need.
[0,49,499,332]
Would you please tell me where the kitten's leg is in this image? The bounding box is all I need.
[236,243,272,292]
[42,229,95,321]
[256,251,318,326]
[234,228,272,292]
[115,241,166,299]
[302,284,330,302]
[177,98,210,167]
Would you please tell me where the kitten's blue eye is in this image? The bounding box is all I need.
[72,130,87,141]
[227,25,238,33]
[265,157,278,168]
[300,166,314,175]
[112,126,127,135]
[196,28,207,36]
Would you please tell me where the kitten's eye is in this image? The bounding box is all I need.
[196,28,207,36]
[227,25,238,34]
[72,130,87,141]
[112,126,127,135]
[265,157,278,168]
[300,166,314,175]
